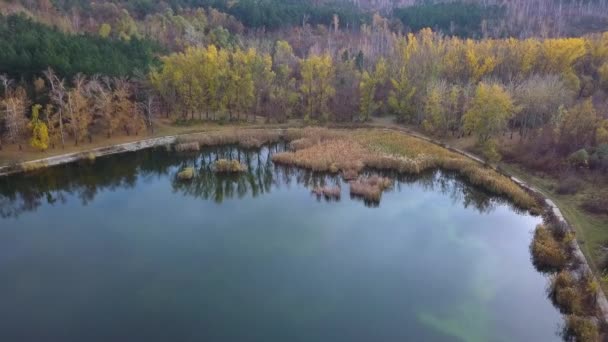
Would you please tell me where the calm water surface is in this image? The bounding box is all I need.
[0,145,562,342]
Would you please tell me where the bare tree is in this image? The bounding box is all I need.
[43,68,66,148]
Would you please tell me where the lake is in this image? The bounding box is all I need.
[0,144,562,342]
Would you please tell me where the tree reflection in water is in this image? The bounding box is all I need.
[0,144,524,218]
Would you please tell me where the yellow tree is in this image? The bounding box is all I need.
[270,41,298,123]
[463,82,515,144]
[359,58,387,122]
[556,99,598,153]
[388,64,416,123]
[464,39,497,83]
[541,38,586,91]
[422,81,447,135]
[300,54,335,122]
[202,45,221,120]
[29,104,49,151]
[251,51,275,122]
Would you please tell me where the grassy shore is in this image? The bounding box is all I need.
[0,119,298,166]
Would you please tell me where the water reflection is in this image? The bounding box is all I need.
[0,144,521,219]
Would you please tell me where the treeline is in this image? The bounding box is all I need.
[393,2,505,38]
[49,0,367,30]
[148,30,608,168]
[0,14,160,78]
[3,28,608,173]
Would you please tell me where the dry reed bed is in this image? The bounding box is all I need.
[174,142,200,152]
[271,129,537,210]
[349,176,393,202]
[177,129,286,149]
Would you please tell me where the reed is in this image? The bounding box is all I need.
[272,129,537,210]
[530,224,568,271]
[21,161,47,172]
[349,176,393,202]
[174,142,200,152]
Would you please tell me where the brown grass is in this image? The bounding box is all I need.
[272,138,368,172]
[342,169,359,181]
[177,129,284,149]
[349,175,393,202]
[174,142,200,152]
[531,224,569,271]
[271,129,537,210]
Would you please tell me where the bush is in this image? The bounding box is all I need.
[568,149,589,168]
[556,176,584,195]
[563,315,599,342]
[531,225,568,271]
[550,271,585,315]
[555,286,583,315]
[589,143,608,171]
[481,139,501,163]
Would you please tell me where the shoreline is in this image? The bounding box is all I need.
[1,125,607,323]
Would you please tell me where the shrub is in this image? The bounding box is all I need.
[567,149,589,168]
[589,143,608,171]
[177,167,195,180]
[531,225,568,271]
[563,315,599,342]
[556,176,584,195]
[555,286,583,315]
[213,159,247,173]
[581,191,608,215]
[481,139,501,163]
[550,271,584,315]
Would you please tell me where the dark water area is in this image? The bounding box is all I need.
[0,145,562,342]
